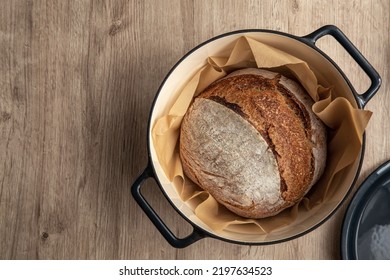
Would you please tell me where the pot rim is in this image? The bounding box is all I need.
[140,27,371,246]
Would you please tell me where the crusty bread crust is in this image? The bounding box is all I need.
[180,68,327,218]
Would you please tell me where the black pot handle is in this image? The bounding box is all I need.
[131,163,205,248]
[302,25,381,108]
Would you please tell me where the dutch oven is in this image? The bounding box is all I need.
[131,25,381,248]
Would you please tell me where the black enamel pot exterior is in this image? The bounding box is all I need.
[131,25,381,248]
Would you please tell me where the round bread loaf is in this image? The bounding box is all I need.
[179,68,327,218]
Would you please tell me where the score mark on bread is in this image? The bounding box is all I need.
[179,68,327,218]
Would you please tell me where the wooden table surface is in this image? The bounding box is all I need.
[1,0,389,260]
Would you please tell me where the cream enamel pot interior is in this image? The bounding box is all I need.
[131,25,381,248]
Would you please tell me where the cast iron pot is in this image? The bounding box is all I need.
[131,25,381,248]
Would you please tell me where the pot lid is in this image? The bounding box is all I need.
[341,160,390,260]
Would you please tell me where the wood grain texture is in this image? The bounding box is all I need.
[0,0,388,259]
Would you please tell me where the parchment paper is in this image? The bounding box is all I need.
[152,36,372,234]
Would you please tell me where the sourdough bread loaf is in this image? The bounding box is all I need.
[179,68,327,218]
